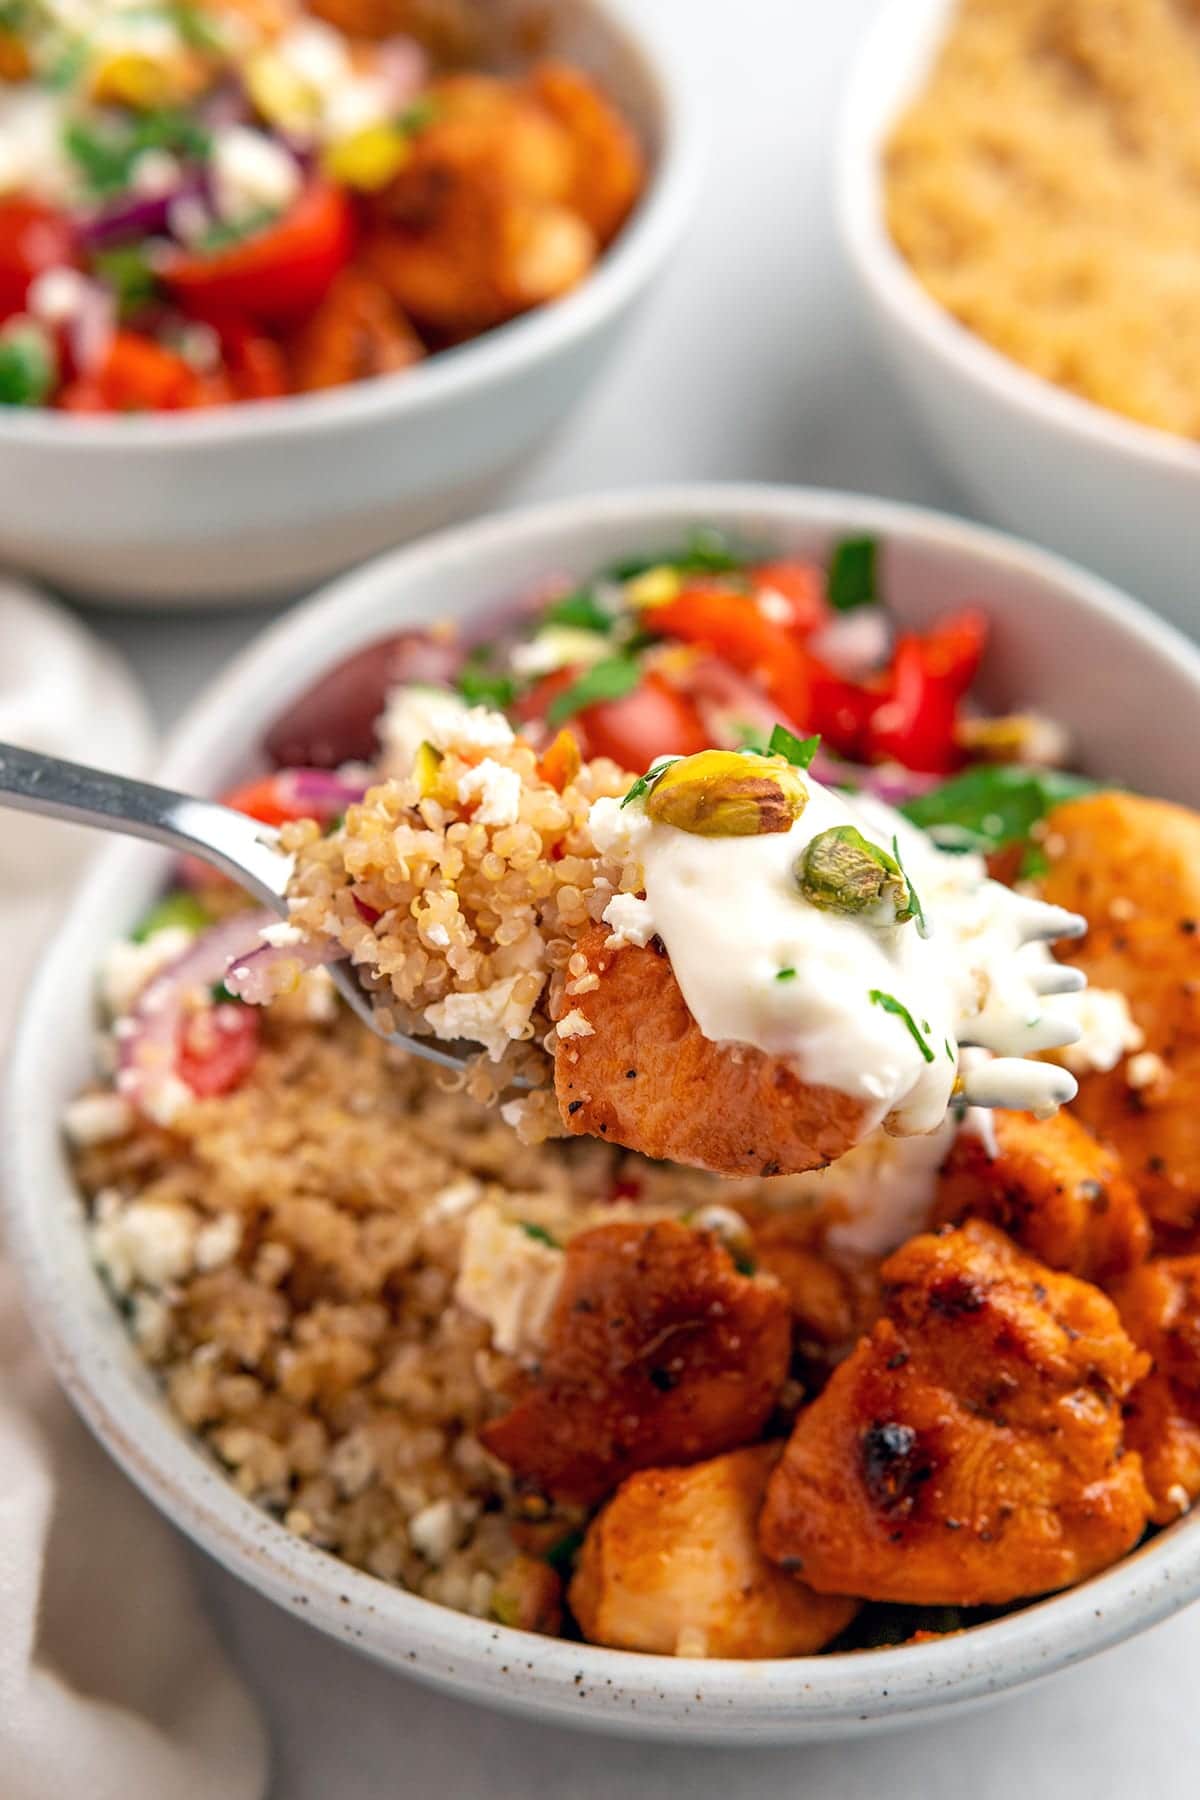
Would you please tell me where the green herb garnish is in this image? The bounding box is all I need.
[63,109,211,198]
[901,764,1096,854]
[869,989,935,1063]
[606,527,746,582]
[541,586,613,633]
[545,1528,585,1577]
[827,535,879,612]
[457,653,516,710]
[0,327,54,406]
[132,890,212,942]
[396,95,440,135]
[547,654,641,725]
[92,244,160,318]
[945,1039,956,1062]
[768,723,820,769]
[518,1221,559,1248]
[189,205,278,254]
[733,1250,758,1276]
[775,967,797,982]
[210,981,244,1005]
[891,834,928,938]
[620,756,681,809]
[1018,841,1050,882]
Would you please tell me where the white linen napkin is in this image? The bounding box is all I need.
[0,580,267,1800]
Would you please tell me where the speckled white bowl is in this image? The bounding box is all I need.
[0,0,700,607]
[6,486,1200,1743]
[836,0,1200,638]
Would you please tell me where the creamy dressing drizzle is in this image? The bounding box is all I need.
[590,770,1084,1139]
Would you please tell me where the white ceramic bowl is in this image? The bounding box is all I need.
[836,0,1200,638]
[0,0,699,608]
[6,485,1200,1744]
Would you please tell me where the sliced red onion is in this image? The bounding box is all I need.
[276,767,369,818]
[115,910,274,1124]
[810,751,941,808]
[224,926,343,1006]
[79,172,209,250]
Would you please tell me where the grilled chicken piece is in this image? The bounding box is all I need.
[553,926,870,1178]
[526,61,645,244]
[570,1444,858,1658]
[289,269,425,390]
[935,1108,1149,1285]
[1112,1256,1200,1523]
[479,1220,791,1505]
[1035,792,1200,1235]
[759,1221,1150,1606]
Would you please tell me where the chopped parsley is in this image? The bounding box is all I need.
[605,526,747,582]
[457,653,516,710]
[189,205,279,255]
[944,1038,956,1063]
[546,654,641,725]
[92,244,160,319]
[1018,841,1051,882]
[891,835,928,938]
[827,535,879,612]
[732,1250,758,1277]
[518,1221,559,1248]
[397,95,440,135]
[620,756,681,809]
[869,989,935,1063]
[901,764,1096,854]
[541,586,613,633]
[0,327,54,407]
[775,967,797,982]
[544,1528,585,1577]
[210,981,243,1005]
[768,723,820,769]
[63,110,211,199]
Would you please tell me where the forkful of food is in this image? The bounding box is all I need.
[0,716,1086,1179]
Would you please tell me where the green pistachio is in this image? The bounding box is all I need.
[797,826,916,922]
[644,750,808,838]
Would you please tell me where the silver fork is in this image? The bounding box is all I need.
[0,740,474,1076]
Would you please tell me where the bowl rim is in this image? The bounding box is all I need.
[0,0,701,454]
[834,0,1200,481]
[7,481,1200,1739]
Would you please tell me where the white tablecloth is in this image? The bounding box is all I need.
[78,0,1200,1792]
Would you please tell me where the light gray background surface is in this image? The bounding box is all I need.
[80,0,1200,1790]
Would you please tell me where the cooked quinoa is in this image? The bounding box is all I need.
[72,1009,825,1617]
[885,0,1200,439]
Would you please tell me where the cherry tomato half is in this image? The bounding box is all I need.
[0,199,76,320]
[164,184,354,327]
[518,668,709,772]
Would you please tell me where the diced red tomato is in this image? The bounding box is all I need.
[0,200,76,320]
[221,773,316,829]
[809,665,882,759]
[862,609,988,773]
[518,668,709,771]
[646,586,818,728]
[749,561,829,636]
[177,1003,260,1098]
[164,184,354,327]
[59,331,205,413]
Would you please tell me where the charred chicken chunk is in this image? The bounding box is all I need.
[1035,792,1200,1235]
[935,1108,1149,1285]
[1112,1256,1200,1523]
[479,1220,791,1505]
[758,1221,1150,1605]
[553,926,870,1178]
[570,1444,858,1658]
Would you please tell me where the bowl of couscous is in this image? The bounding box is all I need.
[836,0,1200,634]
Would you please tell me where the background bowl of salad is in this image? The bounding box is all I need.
[7,483,1200,1743]
[0,0,697,604]
[836,0,1200,637]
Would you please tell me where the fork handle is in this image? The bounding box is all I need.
[0,741,292,908]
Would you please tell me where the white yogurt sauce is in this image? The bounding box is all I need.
[590,769,1083,1139]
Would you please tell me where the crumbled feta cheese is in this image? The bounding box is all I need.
[509,625,611,679]
[408,1497,459,1564]
[27,266,91,326]
[755,587,793,625]
[167,193,212,246]
[100,926,194,1019]
[62,1090,133,1148]
[453,707,516,752]
[275,19,349,93]
[210,125,301,224]
[555,1009,594,1040]
[427,1176,483,1220]
[423,973,533,1060]
[129,147,181,196]
[602,890,656,949]
[1126,1050,1169,1092]
[379,685,469,774]
[194,1212,242,1272]
[454,1201,563,1359]
[1054,987,1144,1076]
[261,919,305,948]
[456,757,523,828]
[92,1200,198,1295]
